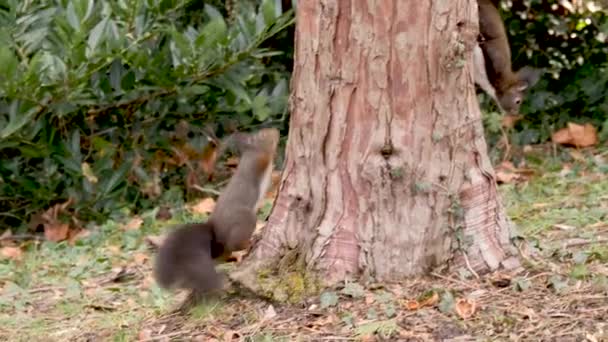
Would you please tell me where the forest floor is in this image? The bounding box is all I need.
[1,144,607,342]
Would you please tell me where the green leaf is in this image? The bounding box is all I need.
[261,0,282,26]
[204,4,223,20]
[354,320,397,338]
[87,17,108,56]
[374,290,393,304]
[0,45,18,81]
[570,264,590,280]
[99,161,130,197]
[252,93,271,121]
[66,2,81,31]
[513,277,531,292]
[548,275,569,294]
[0,101,41,139]
[366,307,378,320]
[196,17,227,50]
[573,250,589,265]
[438,291,455,313]
[319,291,339,309]
[384,303,396,318]
[341,282,365,298]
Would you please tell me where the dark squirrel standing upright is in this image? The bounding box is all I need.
[154,128,280,300]
[473,0,542,115]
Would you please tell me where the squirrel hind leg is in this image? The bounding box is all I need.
[224,209,258,252]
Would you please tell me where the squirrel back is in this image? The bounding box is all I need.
[475,0,542,115]
[210,128,279,251]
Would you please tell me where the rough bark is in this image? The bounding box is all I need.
[232,0,520,290]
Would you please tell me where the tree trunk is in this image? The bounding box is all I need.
[232,0,520,295]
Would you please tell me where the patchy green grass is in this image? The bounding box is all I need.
[0,146,607,341]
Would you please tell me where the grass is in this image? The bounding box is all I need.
[1,145,607,341]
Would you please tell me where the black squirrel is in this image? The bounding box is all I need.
[154,128,279,303]
[473,0,542,115]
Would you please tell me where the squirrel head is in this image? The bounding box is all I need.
[497,66,542,115]
[230,127,280,154]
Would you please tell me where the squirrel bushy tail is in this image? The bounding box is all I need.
[154,222,225,293]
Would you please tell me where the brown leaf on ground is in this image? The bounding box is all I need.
[0,246,23,260]
[552,122,598,148]
[40,199,74,242]
[263,304,277,321]
[496,170,520,184]
[403,299,421,311]
[455,298,477,320]
[137,329,152,341]
[68,229,90,245]
[145,234,165,249]
[107,245,122,255]
[189,197,216,215]
[0,230,12,247]
[226,250,247,263]
[494,161,535,184]
[569,149,586,162]
[200,142,218,175]
[419,291,440,307]
[122,217,143,231]
[501,114,522,129]
[133,252,149,266]
[44,223,70,242]
[489,273,512,288]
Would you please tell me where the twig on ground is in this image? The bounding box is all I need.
[191,184,221,196]
[562,237,608,248]
[0,234,45,242]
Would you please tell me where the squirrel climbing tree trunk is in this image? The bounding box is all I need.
[231,0,520,295]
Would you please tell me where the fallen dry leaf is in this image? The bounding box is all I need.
[0,229,12,240]
[200,142,218,175]
[494,160,534,184]
[569,149,586,162]
[123,217,143,231]
[263,304,277,320]
[133,252,149,265]
[403,299,420,311]
[107,245,122,255]
[68,229,90,245]
[222,330,241,342]
[137,328,152,341]
[226,250,247,263]
[189,197,216,215]
[552,122,598,148]
[44,222,70,242]
[489,273,512,288]
[553,223,576,231]
[0,246,23,260]
[455,298,477,320]
[419,291,440,307]
[495,170,520,184]
[501,114,522,129]
[145,234,165,249]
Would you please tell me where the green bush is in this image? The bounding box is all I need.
[482,0,608,146]
[0,0,294,229]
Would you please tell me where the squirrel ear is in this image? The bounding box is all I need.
[516,66,543,89]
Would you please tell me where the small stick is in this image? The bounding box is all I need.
[0,234,45,242]
[191,184,221,196]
